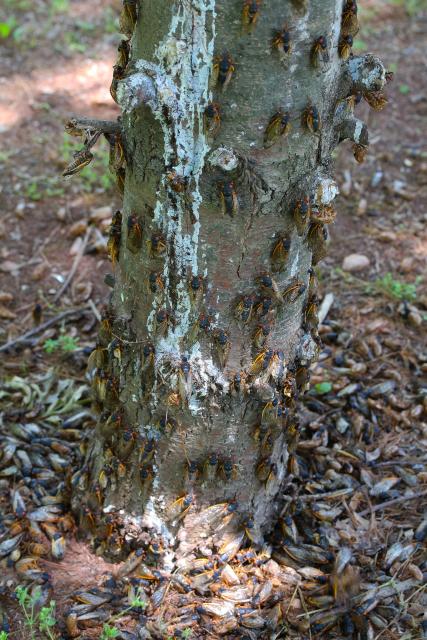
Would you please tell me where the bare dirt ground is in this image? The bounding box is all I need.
[0,1,426,639]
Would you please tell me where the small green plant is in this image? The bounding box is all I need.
[352,38,367,51]
[44,335,80,354]
[370,272,421,301]
[100,625,120,640]
[166,630,192,640]
[313,381,333,395]
[39,602,57,640]
[49,0,69,14]
[0,17,17,38]
[388,0,427,15]
[0,631,9,640]
[101,587,147,636]
[25,177,65,201]
[15,586,57,640]
[399,83,411,95]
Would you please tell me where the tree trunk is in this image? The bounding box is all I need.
[73,0,385,570]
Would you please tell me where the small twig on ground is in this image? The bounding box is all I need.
[358,490,427,517]
[87,299,101,322]
[53,227,92,302]
[298,487,356,502]
[0,308,88,353]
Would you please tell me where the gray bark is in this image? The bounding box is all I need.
[73,0,386,567]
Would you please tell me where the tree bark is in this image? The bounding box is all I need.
[73,0,386,571]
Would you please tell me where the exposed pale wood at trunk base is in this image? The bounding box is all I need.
[72,0,386,570]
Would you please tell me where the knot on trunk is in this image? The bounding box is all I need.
[117,63,163,113]
[348,54,386,93]
[339,117,369,147]
[208,147,240,173]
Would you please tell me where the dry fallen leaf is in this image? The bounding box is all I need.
[0,304,16,319]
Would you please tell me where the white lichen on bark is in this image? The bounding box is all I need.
[147,1,217,355]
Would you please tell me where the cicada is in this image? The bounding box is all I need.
[119,0,137,37]
[148,233,167,258]
[307,222,329,265]
[363,90,388,111]
[293,196,311,236]
[185,459,199,483]
[252,323,270,350]
[188,312,212,344]
[126,213,143,254]
[64,119,84,137]
[219,181,239,216]
[310,36,329,68]
[303,103,321,133]
[213,329,231,368]
[167,170,187,193]
[203,453,219,481]
[311,204,337,225]
[242,0,261,32]
[271,235,291,273]
[293,197,310,235]
[32,302,42,326]
[140,438,156,464]
[255,458,271,484]
[189,275,204,306]
[158,415,178,432]
[93,369,108,404]
[249,348,273,376]
[178,356,192,405]
[345,91,362,111]
[212,52,235,92]
[282,278,306,303]
[142,342,155,369]
[219,458,238,482]
[303,295,319,331]
[116,38,130,69]
[271,24,291,59]
[256,273,283,303]
[353,143,368,163]
[230,371,249,396]
[261,397,281,426]
[154,309,169,336]
[140,464,153,486]
[341,0,359,37]
[338,34,353,60]
[116,167,126,194]
[295,361,310,392]
[108,133,126,172]
[108,337,123,366]
[167,494,193,522]
[204,102,221,137]
[107,210,122,265]
[308,267,318,297]
[148,271,165,294]
[62,149,93,177]
[254,296,273,319]
[264,110,291,148]
[256,426,273,456]
[234,294,255,324]
[110,64,126,104]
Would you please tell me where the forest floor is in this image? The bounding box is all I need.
[0,1,426,639]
